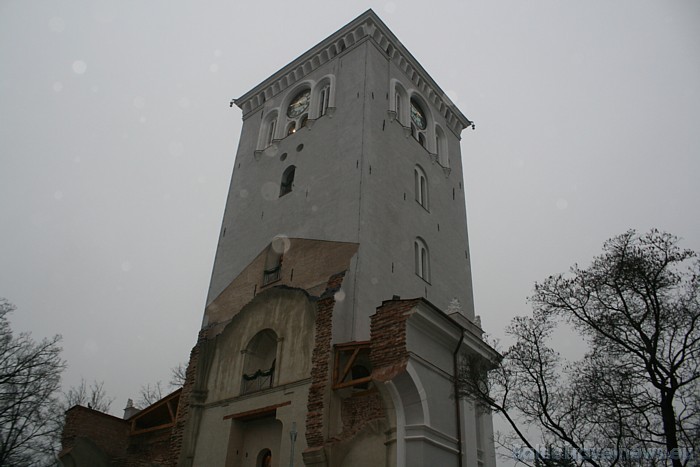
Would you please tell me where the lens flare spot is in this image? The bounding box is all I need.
[72,60,87,74]
[271,235,290,254]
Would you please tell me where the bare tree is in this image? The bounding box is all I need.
[136,381,166,408]
[458,230,699,466]
[0,299,66,467]
[63,378,114,413]
[169,362,187,388]
[135,362,187,410]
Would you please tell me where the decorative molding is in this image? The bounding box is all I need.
[232,10,472,135]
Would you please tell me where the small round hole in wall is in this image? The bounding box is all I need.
[280,152,287,161]
[296,144,304,152]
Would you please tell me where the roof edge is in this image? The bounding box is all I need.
[232,9,473,134]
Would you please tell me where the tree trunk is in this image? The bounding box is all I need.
[660,392,682,467]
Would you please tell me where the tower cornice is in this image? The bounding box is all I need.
[232,9,473,136]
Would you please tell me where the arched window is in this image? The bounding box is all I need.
[414,165,428,209]
[312,76,335,119]
[410,98,428,147]
[435,125,449,167]
[257,111,279,150]
[284,87,311,135]
[279,165,296,197]
[242,329,278,394]
[318,84,330,117]
[258,449,272,467]
[395,91,402,121]
[414,237,430,282]
[391,80,408,125]
[266,120,276,146]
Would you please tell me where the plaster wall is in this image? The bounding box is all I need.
[208,45,366,305]
[192,288,315,466]
[353,40,476,340]
[208,35,478,342]
[205,288,315,402]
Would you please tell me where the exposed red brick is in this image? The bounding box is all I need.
[304,272,346,448]
[369,299,419,381]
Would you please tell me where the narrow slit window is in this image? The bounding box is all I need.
[414,237,430,282]
[414,165,428,209]
[319,85,330,116]
[266,120,276,146]
[395,92,401,121]
[435,126,449,167]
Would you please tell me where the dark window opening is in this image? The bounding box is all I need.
[263,265,281,285]
[279,165,296,197]
[242,330,278,395]
[258,449,272,467]
[319,85,330,116]
[263,241,283,285]
[351,365,370,390]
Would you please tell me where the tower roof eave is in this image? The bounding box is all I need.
[232,9,473,136]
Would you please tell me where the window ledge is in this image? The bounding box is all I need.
[414,199,430,213]
[415,273,431,285]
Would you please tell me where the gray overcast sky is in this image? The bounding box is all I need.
[1,0,699,426]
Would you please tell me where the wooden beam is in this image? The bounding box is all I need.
[332,375,372,390]
[339,347,360,383]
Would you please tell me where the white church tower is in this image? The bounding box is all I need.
[174,10,499,467]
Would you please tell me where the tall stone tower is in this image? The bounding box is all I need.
[176,10,499,467]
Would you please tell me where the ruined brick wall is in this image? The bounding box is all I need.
[168,328,208,466]
[332,391,385,442]
[123,430,172,467]
[370,299,419,381]
[305,272,345,449]
[61,406,129,460]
